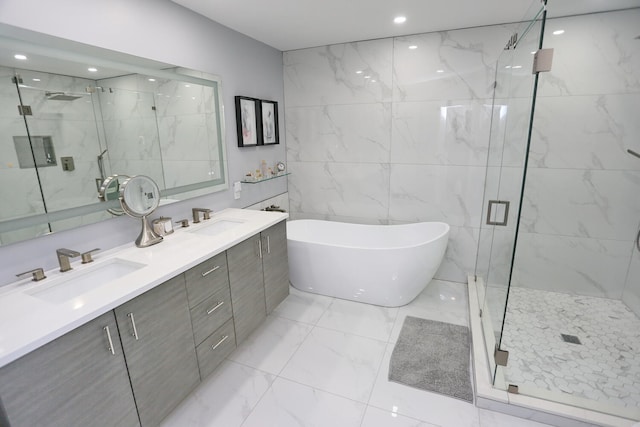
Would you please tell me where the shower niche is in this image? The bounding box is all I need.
[12,136,56,168]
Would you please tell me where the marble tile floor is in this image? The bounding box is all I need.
[161,280,554,427]
[501,287,640,410]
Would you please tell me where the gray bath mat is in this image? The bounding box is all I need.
[389,316,473,402]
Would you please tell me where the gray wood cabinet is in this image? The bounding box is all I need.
[261,221,289,313]
[227,233,267,344]
[0,312,139,427]
[114,275,200,427]
[0,218,288,427]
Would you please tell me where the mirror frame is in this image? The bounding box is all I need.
[0,30,229,241]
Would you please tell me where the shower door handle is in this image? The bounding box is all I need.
[486,200,510,226]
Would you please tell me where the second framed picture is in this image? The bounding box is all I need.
[260,100,279,145]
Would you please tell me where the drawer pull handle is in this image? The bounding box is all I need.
[201,265,220,277]
[211,335,229,351]
[104,326,115,355]
[258,239,263,259]
[206,301,225,315]
[127,313,139,340]
[266,235,271,254]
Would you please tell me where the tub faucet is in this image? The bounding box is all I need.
[56,248,81,272]
[192,208,212,223]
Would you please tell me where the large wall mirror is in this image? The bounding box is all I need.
[0,27,228,246]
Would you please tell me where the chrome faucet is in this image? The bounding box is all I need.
[56,248,81,272]
[192,208,212,223]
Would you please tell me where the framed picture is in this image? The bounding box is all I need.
[260,100,279,145]
[235,96,259,147]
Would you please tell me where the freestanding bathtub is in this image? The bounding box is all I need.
[286,220,449,307]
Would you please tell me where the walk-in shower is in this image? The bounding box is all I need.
[472,0,640,423]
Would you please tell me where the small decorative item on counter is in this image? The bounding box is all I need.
[260,160,268,177]
[276,161,286,176]
[244,171,257,182]
[152,216,174,236]
[268,167,274,177]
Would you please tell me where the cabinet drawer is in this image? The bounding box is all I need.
[190,286,233,345]
[196,319,236,379]
[185,252,229,308]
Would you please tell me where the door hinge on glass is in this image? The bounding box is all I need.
[494,345,509,366]
[18,105,33,116]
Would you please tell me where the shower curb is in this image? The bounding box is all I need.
[467,276,637,427]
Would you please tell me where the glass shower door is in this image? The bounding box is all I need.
[474,3,545,385]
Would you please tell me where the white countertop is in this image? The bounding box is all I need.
[0,208,287,368]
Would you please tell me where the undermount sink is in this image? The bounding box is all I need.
[27,258,146,304]
[188,219,245,236]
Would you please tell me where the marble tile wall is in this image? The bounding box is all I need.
[512,9,640,303]
[284,25,514,282]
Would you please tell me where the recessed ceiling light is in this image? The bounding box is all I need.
[408,45,418,50]
[364,75,371,79]
[148,78,156,82]
[355,70,363,74]
[371,79,377,83]
[436,69,444,73]
[14,54,27,60]
[553,30,565,35]
[185,84,191,88]
[394,16,406,24]
[88,67,98,72]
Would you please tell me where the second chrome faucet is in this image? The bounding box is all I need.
[192,208,212,223]
[56,248,100,272]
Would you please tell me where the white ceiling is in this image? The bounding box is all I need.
[171,0,640,51]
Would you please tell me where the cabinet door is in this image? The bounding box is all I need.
[262,221,290,313]
[115,275,199,427]
[0,312,139,427]
[227,234,266,344]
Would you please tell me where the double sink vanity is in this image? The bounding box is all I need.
[0,208,289,427]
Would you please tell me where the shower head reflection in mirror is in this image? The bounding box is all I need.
[0,30,228,246]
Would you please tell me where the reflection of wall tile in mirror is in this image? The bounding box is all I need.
[286,103,391,163]
[538,9,640,97]
[109,159,165,190]
[391,99,492,166]
[16,69,97,122]
[158,114,209,161]
[37,161,102,211]
[392,25,511,102]
[0,168,46,219]
[0,224,51,246]
[529,94,640,170]
[153,79,213,117]
[162,160,217,188]
[512,232,632,299]
[205,113,221,162]
[284,39,393,107]
[622,248,640,317]
[97,86,156,121]
[50,211,112,233]
[102,118,162,161]
[520,169,640,241]
[388,164,485,227]
[288,161,390,221]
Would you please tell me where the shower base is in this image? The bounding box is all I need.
[501,287,640,411]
